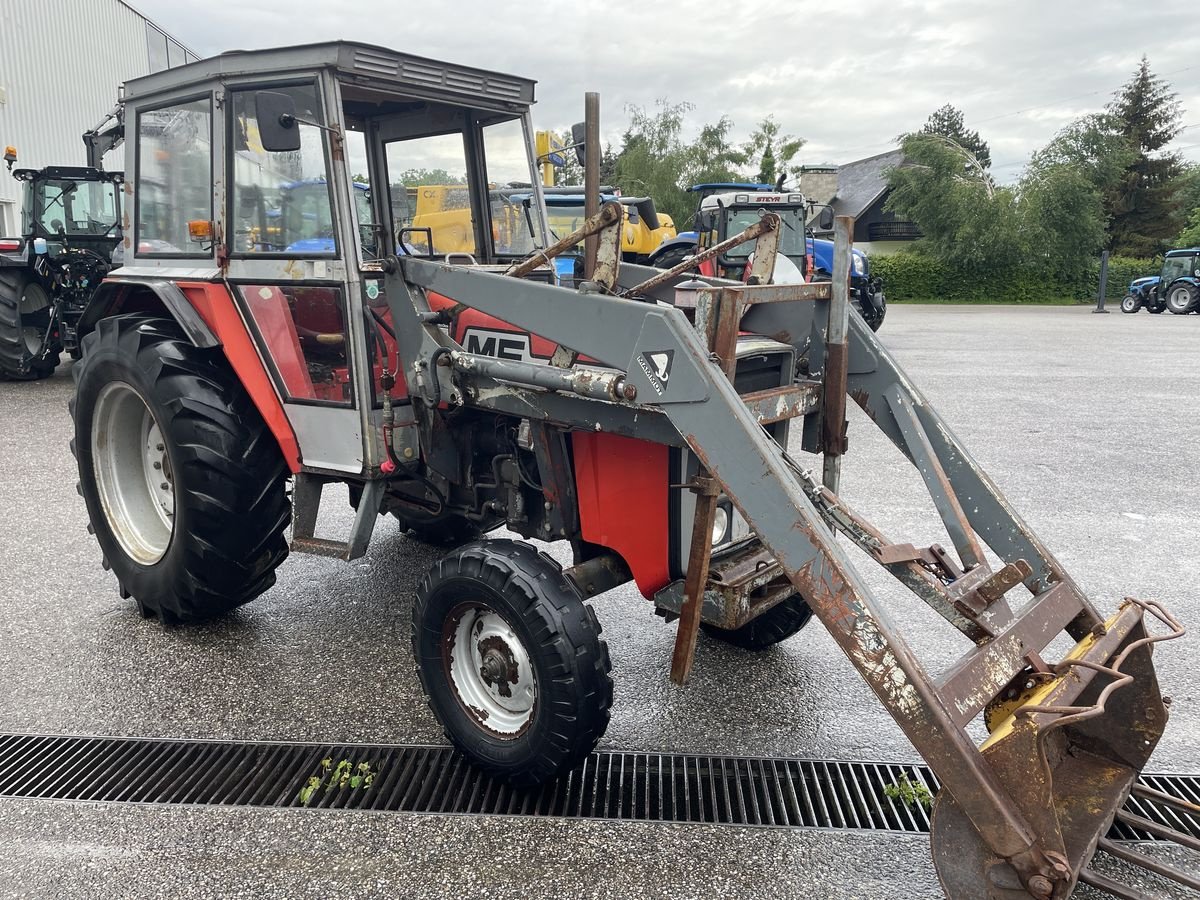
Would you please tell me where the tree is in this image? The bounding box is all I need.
[1178,205,1200,248]
[1104,57,1187,255]
[392,168,465,187]
[885,133,1022,275]
[612,101,746,224]
[920,104,991,170]
[741,116,805,186]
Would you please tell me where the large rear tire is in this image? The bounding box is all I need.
[701,594,813,650]
[0,271,60,380]
[1166,283,1198,314]
[413,539,613,786]
[651,245,694,271]
[71,316,291,623]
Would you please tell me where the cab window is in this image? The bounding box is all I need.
[230,84,335,256]
[385,133,474,257]
[136,96,212,255]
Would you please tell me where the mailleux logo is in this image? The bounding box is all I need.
[638,350,674,395]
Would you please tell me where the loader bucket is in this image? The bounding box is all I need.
[932,599,1184,899]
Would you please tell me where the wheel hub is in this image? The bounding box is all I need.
[444,604,536,737]
[91,382,175,565]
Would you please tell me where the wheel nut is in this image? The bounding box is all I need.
[160,482,169,491]
[153,461,162,470]
[156,443,164,451]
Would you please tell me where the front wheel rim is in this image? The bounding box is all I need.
[91,382,175,565]
[1121,296,1137,312]
[443,602,537,738]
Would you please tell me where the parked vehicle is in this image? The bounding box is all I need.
[648,183,886,331]
[67,41,1191,899]
[0,154,123,379]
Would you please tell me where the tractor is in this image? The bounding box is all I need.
[69,42,1194,899]
[649,183,886,331]
[0,156,123,379]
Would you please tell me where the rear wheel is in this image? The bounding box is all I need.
[413,539,612,786]
[1120,294,1141,314]
[701,594,813,650]
[1166,283,1198,314]
[0,272,60,380]
[72,316,291,623]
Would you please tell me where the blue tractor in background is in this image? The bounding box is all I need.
[648,183,886,331]
[1121,247,1200,315]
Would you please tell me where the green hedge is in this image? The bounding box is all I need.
[869,252,1157,304]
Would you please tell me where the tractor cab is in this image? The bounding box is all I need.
[103,41,552,472]
[2,162,123,259]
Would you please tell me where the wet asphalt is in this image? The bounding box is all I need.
[0,303,1197,898]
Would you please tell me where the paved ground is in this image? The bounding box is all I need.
[0,304,1197,898]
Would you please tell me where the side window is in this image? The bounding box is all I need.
[136,97,212,255]
[482,119,537,257]
[239,284,352,406]
[385,133,474,257]
[231,84,335,256]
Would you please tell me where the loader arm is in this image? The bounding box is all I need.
[383,256,1187,900]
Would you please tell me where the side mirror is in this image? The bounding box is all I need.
[255,91,302,153]
[817,207,834,231]
[571,122,586,166]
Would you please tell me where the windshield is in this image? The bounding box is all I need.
[545,202,586,239]
[34,178,119,236]
[723,206,806,259]
[1161,254,1197,282]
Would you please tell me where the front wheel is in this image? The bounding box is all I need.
[701,594,813,650]
[72,316,291,622]
[1166,283,1198,314]
[0,273,61,380]
[1120,294,1142,314]
[413,539,613,786]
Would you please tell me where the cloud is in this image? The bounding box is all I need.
[133,0,1200,181]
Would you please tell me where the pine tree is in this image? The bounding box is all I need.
[1105,57,1186,255]
[920,105,991,170]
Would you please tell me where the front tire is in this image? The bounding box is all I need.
[1166,283,1198,314]
[701,594,813,650]
[413,539,613,786]
[1120,294,1141,314]
[0,272,60,380]
[71,316,291,623]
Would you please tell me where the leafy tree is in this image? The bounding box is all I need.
[1178,205,1200,247]
[885,133,1023,275]
[742,116,805,186]
[351,173,369,184]
[392,168,465,187]
[920,104,991,170]
[612,101,747,224]
[1104,57,1187,255]
[1019,162,1107,282]
[1028,114,1135,196]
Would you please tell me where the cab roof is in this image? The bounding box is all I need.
[121,41,536,112]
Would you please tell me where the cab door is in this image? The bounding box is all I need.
[223,80,365,474]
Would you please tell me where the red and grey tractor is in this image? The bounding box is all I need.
[68,42,1193,899]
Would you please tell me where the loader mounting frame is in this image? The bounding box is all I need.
[381,217,1190,899]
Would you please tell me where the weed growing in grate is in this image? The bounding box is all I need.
[299,758,378,806]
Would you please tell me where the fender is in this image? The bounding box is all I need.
[647,233,698,264]
[80,276,301,473]
[80,276,219,348]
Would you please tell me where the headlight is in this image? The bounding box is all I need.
[711,506,730,546]
[853,254,866,275]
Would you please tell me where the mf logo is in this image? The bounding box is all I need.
[638,349,674,396]
[462,327,543,363]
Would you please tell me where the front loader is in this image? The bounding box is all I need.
[69,42,1195,899]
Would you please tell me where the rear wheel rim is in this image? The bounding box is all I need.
[443,602,537,738]
[91,382,175,565]
[1169,287,1194,311]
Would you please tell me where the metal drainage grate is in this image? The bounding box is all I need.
[0,733,1197,841]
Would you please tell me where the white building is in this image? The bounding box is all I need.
[0,0,197,234]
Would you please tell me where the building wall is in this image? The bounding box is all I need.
[0,0,196,233]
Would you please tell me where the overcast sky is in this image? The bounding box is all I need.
[135,0,1199,183]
